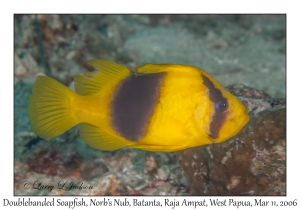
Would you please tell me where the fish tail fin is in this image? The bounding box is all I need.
[28,75,79,140]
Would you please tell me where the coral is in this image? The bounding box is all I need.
[175,85,286,195]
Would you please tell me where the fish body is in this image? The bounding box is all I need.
[28,59,249,152]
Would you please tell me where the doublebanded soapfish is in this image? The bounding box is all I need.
[28,59,249,152]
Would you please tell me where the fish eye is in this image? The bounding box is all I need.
[216,101,227,111]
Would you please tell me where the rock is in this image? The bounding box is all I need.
[92,174,128,195]
[20,52,40,74]
[27,147,82,177]
[144,155,158,174]
[48,14,63,31]
[80,160,109,180]
[226,83,271,99]
[122,27,206,67]
[66,51,77,60]
[15,65,28,76]
[17,131,37,141]
[14,53,27,77]
[175,86,286,195]
[210,40,228,49]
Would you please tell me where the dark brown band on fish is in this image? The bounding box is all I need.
[111,73,164,141]
[202,74,227,139]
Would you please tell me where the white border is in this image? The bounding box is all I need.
[2,1,299,209]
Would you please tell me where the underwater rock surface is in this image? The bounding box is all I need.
[176,85,286,195]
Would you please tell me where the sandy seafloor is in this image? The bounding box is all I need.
[14,14,286,195]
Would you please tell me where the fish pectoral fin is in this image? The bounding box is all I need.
[74,59,131,95]
[135,63,199,75]
[79,123,134,151]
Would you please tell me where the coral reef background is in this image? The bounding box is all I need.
[14,14,285,195]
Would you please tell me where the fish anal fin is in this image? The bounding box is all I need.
[79,123,134,151]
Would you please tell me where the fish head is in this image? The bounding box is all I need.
[213,89,249,143]
[199,72,249,144]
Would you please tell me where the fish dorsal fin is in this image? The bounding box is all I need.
[74,59,131,95]
[135,63,200,75]
[79,123,134,151]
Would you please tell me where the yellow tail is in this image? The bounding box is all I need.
[28,76,79,140]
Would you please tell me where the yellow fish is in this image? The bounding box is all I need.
[28,59,249,152]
